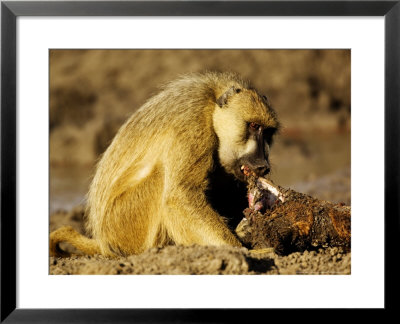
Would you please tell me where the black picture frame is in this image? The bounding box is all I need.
[1,0,399,322]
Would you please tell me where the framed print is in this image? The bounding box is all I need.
[1,0,399,322]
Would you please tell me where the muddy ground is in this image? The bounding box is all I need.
[49,50,350,275]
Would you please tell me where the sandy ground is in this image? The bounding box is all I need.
[50,246,350,275]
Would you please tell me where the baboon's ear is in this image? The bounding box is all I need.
[262,95,271,106]
[216,86,241,108]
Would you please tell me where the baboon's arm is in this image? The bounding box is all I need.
[50,226,101,257]
[164,189,242,247]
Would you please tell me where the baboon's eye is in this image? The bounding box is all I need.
[249,122,261,131]
[263,127,277,145]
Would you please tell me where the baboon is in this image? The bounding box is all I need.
[50,72,280,257]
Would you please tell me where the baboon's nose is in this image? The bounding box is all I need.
[256,165,270,176]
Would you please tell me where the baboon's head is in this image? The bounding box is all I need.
[213,85,280,182]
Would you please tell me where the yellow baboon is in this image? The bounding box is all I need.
[50,72,280,257]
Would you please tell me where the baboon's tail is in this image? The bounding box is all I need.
[50,226,101,257]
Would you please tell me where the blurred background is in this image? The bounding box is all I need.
[49,49,351,214]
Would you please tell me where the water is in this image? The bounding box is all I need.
[50,166,93,213]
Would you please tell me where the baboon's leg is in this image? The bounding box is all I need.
[164,190,242,247]
[96,167,165,255]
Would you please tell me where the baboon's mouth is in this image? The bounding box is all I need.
[240,165,257,178]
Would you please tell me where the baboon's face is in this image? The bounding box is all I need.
[213,88,279,182]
